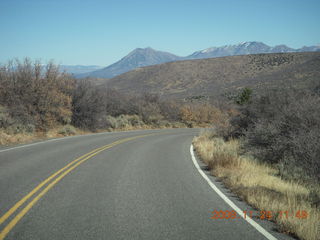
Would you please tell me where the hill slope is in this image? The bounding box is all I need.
[105,52,320,99]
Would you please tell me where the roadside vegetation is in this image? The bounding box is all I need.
[1,57,319,239]
[0,58,221,145]
[193,87,320,240]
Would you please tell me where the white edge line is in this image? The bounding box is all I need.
[190,144,278,240]
[0,137,63,153]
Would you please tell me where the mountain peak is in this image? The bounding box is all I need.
[239,41,256,45]
[77,47,180,78]
[133,47,154,51]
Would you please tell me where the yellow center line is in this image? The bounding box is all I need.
[0,144,107,225]
[0,134,152,240]
[0,137,129,225]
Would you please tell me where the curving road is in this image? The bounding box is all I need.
[0,129,293,240]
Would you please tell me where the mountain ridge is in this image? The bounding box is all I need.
[60,65,102,74]
[76,42,320,78]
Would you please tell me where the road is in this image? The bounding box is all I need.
[0,128,293,240]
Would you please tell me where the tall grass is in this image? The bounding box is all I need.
[193,133,320,240]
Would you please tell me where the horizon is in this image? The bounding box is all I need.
[2,42,320,68]
[1,0,319,65]
[32,42,320,67]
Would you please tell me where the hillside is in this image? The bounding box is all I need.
[104,52,320,99]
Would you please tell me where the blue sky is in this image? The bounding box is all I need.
[0,0,319,65]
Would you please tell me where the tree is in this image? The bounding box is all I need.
[0,58,75,130]
[71,79,107,130]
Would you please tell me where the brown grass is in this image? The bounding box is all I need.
[0,122,189,146]
[0,126,89,146]
[0,130,36,145]
[193,133,320,240]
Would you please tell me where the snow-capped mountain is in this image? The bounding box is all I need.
[187,41,299,59]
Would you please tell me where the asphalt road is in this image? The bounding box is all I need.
[0,128,293,240]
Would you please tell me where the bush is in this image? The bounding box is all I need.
[235,87,252,105]
[159,100,181,121]
[58,125,77,136]
[0,105,14,128]
[71,80,107,130]
[7,124,35,134]
[104,115,118,129]
[104,115,144,129]
[231,88,320,182]
[125,115,144,127]
[0,59,75,130]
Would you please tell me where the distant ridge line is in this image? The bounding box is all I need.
[75,42,320,79]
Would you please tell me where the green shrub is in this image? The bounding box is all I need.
[235,87,252,105]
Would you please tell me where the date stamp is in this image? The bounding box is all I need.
[210,210,308,220]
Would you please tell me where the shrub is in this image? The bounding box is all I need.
[104,115,118,129]
[159,100,181,121]
[113,115,130,129]
[0,105,14,128]
[235,87,252,105]
[0,59,75,130]
[104,115,144,129]
[125,115,144,127]
[231,88,320,182]
[71,79,107,130]
[58,125,77,136]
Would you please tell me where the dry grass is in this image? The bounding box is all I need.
[0,122,188,146]
[193,133,320,240]
[0,125,88,146]
[0,130,36,145]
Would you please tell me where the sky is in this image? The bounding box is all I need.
[0,0,319,66]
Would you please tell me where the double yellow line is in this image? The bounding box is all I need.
[0,134,150,240]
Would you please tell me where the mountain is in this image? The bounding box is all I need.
[298,45,320,52]
[269,44,295,53]
[77,42,320,79]
[186,41,302,59]
[104,52,320,99]
[76,47,180,78]
[60,65,102,74]
[187,42,270,59]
